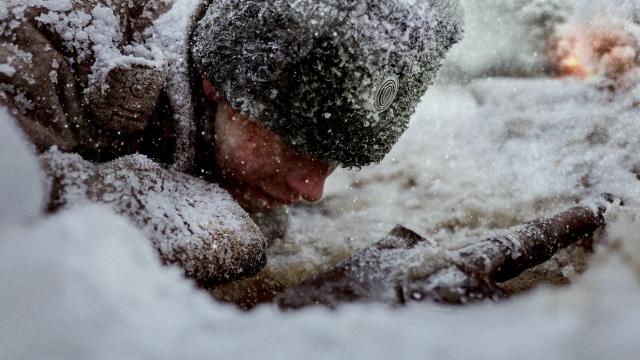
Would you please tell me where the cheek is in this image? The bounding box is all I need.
[214,107,284,181]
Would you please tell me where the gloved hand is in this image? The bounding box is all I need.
[40,148,267,286]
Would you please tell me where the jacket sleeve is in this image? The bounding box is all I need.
[40,148,268,286]
[0,14,79,153]
[0,0,168,155]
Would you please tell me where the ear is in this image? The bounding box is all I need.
[202,77,223,103]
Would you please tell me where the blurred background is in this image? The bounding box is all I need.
[443,0,640,80]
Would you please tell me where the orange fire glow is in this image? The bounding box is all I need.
[549,21,639,80]
[557,54,590,78]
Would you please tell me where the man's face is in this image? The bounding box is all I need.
[204,79,334,213]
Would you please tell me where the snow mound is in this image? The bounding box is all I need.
[0,204,232,360]
[1,202,640,359]
[0,107,45,227]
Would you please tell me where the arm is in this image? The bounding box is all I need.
[41,148,267,286]
[1,1,166,159]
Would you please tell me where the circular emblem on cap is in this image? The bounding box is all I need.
[373,75,399,113]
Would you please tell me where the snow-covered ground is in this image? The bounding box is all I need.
[3,1,640,359]
[3,75,640,359]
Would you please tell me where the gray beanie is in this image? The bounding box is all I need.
[191,0,463,167]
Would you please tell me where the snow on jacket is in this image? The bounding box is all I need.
[0,0,268,286]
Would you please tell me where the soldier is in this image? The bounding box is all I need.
[0,0,462,286]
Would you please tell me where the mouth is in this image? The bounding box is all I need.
[260,185,302,205]
[233,184,301,213]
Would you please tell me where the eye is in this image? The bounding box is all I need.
[372,75,399,113]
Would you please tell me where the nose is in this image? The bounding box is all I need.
[285,158,332,202]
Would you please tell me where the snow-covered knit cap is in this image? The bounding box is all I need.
[191,0,463,167]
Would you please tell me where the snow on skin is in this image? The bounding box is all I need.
[215,0,640,299]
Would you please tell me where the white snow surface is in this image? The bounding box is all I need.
[0,107,45,227]
[2,1,640,359]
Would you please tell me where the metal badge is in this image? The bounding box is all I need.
[372,75,399,113]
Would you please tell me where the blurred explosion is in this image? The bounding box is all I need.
[549,21,639,80]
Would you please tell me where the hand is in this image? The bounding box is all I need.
[41,148,267,286]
